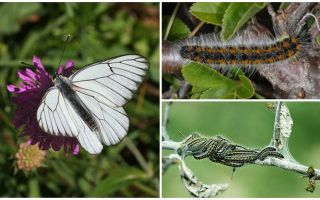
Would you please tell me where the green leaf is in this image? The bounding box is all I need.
[199,85,236,99]
[182,62,254,99]
[89,167,148,197]
[235,75,255,98]
[221,2,268,41]
[162,16,190,41]
[190,2,230,26]
[182,62,234,88]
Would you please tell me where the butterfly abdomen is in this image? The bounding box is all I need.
[55,76,98,132]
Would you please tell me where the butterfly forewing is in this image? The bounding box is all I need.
[70,54,148,107]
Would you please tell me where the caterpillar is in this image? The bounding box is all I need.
[258,147,284,160]
[164,8,319,73]
[168,27,310,76]
[180,35,302,67]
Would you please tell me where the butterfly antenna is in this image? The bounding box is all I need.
[54,35,71,79]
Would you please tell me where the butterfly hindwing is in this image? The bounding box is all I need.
[76,91,129,146]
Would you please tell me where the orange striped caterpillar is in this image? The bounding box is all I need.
[168,21,317,78]
[180,35,302,68]
[168,8,320,73]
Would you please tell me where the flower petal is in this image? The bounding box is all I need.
[63,60,74,77]
[7,84,27,94]
[57,65,63,75]
[51,137,63,151]
[17,70,36,87]
[73,144,79,155]
[25,68,37,80]
[32,56,44,69]
[7,84,19,93]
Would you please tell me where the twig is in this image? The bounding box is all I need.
[255,157,320,180]
[178,81,190,99]
[188,21,205,37]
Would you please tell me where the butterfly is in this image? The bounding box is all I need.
[36,54,149,154]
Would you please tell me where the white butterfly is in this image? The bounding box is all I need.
[36,54,149,154]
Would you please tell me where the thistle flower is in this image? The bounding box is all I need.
[16,141,46,173]
[8,56,79,155]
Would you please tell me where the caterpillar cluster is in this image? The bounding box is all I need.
[182,133,284,168]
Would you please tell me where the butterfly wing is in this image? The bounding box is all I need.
[69,54,149,107]
[37,87,103,154]
[69,54,148,146]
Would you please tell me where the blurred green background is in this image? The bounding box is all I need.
[0,2,159,197]
[163,102,320,197]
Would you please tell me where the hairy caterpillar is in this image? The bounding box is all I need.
[166,10,319,73]
[166,26,311,76]
[180,35,302,68]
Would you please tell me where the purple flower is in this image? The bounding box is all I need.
[8,56,79,155]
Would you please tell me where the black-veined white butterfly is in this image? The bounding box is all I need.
[36,54,149,154]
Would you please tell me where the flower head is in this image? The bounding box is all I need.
[16,140,46,173]
[8,56,79,155]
